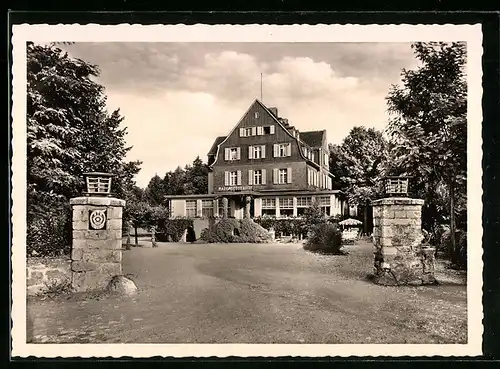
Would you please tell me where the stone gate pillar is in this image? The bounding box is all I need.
[244,196,251,219]
[372,197,435,286]
[70,196,126,292]
[222,197,228,219]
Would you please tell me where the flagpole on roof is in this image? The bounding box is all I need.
[260,73,263,102]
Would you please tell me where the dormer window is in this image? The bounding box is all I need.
[263,125,275,135]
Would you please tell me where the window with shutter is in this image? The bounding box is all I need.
[253,170,262,185]
[273,168,279,184]
[278,169,288,184]
[253,146,261,159]
[224,148,229,161]
[261,145,266,158]
[248,170,254,185]
[239,128,245,137]
[287,144,291,156]
[236,147,241,160]
[248,146,253,159]
[251,127,256,136]
[270,125,275,134]
[229,171,238,186]
[237,171,242,185]
[224,171,229,186]
[287,168,292,183]
[257,126,263,135]
[262,169,267,184]
[273,144,279,157]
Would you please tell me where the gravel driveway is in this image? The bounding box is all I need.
[27,241,467,344]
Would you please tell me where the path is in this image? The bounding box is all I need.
[27,241,467,343]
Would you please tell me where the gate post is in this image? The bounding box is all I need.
[372,197,435,286]
[70,173,126,292]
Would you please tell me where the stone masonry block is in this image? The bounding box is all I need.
[382,208,395,219]
[108,207,123,220]
[107,219,123,231]
[72,270,116,292]
[76,249,122,263]
[73,219,89,230]
[405,211,422,219]
[393,210,408,219]
[99,262,122,275]
[71,261,99,272]
[72,208,88,222]
[83,230,109,240]
[71,248,84,260]
[379,237,392,247]
[72,238,87,249]
[71,197,125,207]
[73,230,86,240]
[83,239,121,250]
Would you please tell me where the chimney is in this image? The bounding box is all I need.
[269,107,278,117]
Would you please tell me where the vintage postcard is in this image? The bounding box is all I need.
[11,23,483,357]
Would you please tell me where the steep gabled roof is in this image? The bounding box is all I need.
[208,136,226,156]
[300,130,325,148]
[207,99,323,170]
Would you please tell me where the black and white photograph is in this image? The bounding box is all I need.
[11,24,483,357]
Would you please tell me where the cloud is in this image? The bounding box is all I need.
[56,42,420,187]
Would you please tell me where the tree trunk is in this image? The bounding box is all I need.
[363,204,369,236]
[134,224,139,245]
[126,226,131,250]
[449,180,458,266]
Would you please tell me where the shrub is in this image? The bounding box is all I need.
[27,201,72,257]
[254,216,307,238]
[303,222,343,254]
[235,219,273,243]
[200,218,272,243]
[42,277,74,298]
[200,218,239,243]
[160,217,194,242]
[440,227,467,269]
[303,202,326,229]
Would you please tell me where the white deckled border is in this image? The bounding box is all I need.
[11,23,483,358]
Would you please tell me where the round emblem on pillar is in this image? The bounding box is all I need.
[89,209,107,230]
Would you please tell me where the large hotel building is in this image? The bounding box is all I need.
[165,99,349,219]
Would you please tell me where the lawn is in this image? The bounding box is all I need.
[27,240,467,344]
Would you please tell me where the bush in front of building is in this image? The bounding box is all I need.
[236,219,273,243]
[200,218,272,243]
[303,222,344,254]
[160,217,194,242]
[253,216,307,238]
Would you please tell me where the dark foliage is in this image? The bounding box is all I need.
[200,219,272,243]
[160,218,194,242]
[303,222,343,255]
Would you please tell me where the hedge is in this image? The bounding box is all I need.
[27,200,72,257]
[303,222,343,254]
[200,218,272,243]
[158,217,194,242]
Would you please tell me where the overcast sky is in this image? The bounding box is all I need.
[61,42,419,188]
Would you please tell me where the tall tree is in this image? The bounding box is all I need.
[145,174,166,205]
[27,42,141,204]
[184,156,209,195]
[329,127,389,234]
[386,42,467,267]
[27,42,142,254]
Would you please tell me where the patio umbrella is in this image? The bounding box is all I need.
[339,218,362,226]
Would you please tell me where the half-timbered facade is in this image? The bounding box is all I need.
[165,99,348,219]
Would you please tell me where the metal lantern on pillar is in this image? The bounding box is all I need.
[383,176,412,197]
[83,172,114,197]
